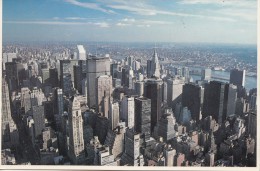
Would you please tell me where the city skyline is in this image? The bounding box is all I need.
[3,0,257,44]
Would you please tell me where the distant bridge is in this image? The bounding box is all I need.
[211,76,229,81]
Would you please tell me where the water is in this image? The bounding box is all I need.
[191,70,257,91]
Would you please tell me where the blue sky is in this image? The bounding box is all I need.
[3,0,257,44]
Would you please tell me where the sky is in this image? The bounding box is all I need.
[3,0,258,44]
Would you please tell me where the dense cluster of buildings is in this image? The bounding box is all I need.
[1,44,257,167]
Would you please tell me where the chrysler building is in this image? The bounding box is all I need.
[147,48,161,78]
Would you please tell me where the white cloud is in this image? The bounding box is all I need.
[117,18,173,28]
[4,20,110,28]
[65,17,86,20]
[64,0,115,14]
[140,20,172,25]
[212,8,257,22]
[107,4,236,22]
[116,22,131,27]
[137,24,151,28]
[4,21,85,25]
[178,0,256,22]
[122,18,135,22]
[179,0,256,9]
[93,22,110,28]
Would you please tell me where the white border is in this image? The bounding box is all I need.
[0,0,259,170]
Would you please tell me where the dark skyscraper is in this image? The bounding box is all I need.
[146,60,152,78]
[134,97,151,140]
[5,60,26,91]
[32,105,45,137]
[144,79,163,132]
[60,60,81,95]
[53,88,64,131]
[230,69,245,87]
[247,112,256,139]
[182,83,202,122]
[49,68,59,88]
[73,65,82,94]
[202,81,227,124]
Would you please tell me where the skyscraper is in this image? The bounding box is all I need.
[134,97,151,140]
[182,67,189,83]
[41,68,50,86]
[202,81,227,124]
[60,60,81,95]
[5,60,26,91]
[31,105,45,137]
[201,68,211,81]
[20,87,31,115]
[77,45,87,79]
[73,65,82,94]
[230,69,245,87]
[134,81,144,96]
[182,83,202,121]
[82,78,88,97]
[68,96,85,164]
[77,45,86,60]
[87,55,110,107]
[2,79,12,124]
[120,129,144,166]
[2,53,17,70]
[109,102,120,130]
[2,79,19,148]
[144,79,163,132]
[154,108,176,142]
[120,96,135,129]
[150,49,161,78]
[53,88,64,131]
[247,112,256,138]
[96,75,113,117]
[167,77,185,108]
[111,63,119,78]
[146,60,152,78]
[49,68,59,88]
[225,84,237,117]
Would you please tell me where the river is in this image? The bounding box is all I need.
[190,70,257,91]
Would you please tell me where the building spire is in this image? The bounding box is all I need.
[152,47,159,63]
[150,45,160,78]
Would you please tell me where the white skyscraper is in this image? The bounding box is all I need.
[68,96,85,164]
[109,102,120,130]
[202,68,211,81]
[167,77,185,107]
[120,96,135,129]
[77,45,86,60]
[96,75,113,117]
[87,55,111,108]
